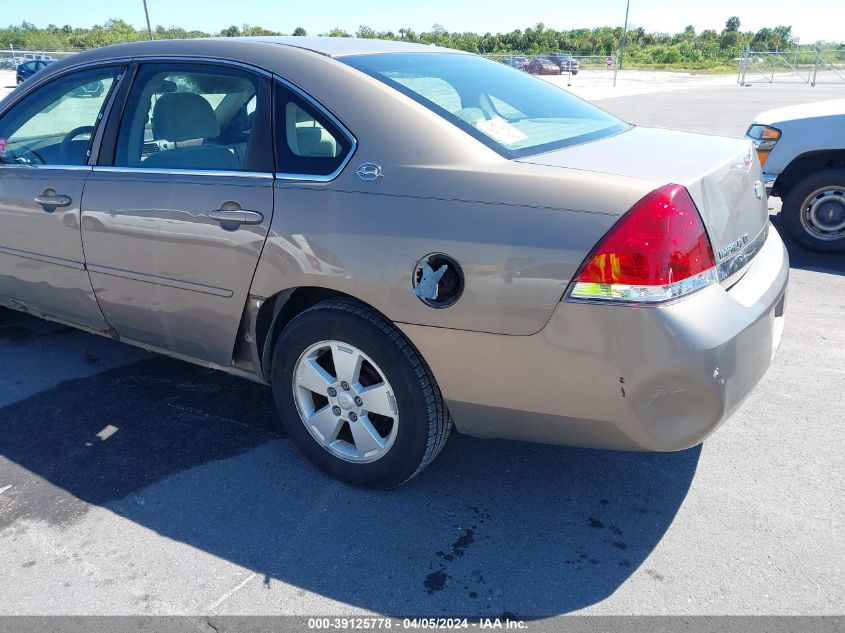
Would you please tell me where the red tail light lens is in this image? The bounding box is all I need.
[568,184,717,303]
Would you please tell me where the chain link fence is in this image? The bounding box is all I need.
[737,47,845,86]
[0,49,79,70]
[485,52,621,85]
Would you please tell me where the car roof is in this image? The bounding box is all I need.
[63,36,463,62]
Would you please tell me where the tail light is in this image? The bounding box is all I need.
[746,124,781,166]
[567,184,718,304]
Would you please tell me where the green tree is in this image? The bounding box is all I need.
[292,27,307,36]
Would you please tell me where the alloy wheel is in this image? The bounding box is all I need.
[292,340,399,463]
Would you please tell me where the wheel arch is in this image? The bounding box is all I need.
[253,286,402,382]
[774,150,845,197]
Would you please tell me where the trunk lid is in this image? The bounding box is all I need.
[517,126,769,281]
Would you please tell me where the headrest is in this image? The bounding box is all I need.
[152,92,220,142]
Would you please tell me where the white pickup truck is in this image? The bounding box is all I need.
[748,99,845,253]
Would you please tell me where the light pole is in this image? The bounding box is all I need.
[142,0,153,40]
[618,0,630,71]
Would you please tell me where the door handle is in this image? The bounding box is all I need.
[208,208,264,226]
[34,194,72,209]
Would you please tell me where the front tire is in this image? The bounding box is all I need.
[781,169,845,253]
[271,298,451,488]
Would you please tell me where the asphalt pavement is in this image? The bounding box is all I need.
[0,80,843,618]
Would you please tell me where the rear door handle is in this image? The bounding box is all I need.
[208,208,264,226]
[34,194,72,209]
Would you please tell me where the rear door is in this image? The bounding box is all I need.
[80,60,274,365]
[0,64,122,328]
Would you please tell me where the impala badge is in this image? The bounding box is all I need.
[357,162,383,181]
[718,233,749,261]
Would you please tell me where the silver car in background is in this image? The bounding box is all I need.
[0,38,788,487]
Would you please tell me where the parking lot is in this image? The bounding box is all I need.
[0,73,843,619]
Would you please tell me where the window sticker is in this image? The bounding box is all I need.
[0,138,7,158]
[475,117,528,145]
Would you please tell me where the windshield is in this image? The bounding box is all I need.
[340,53,629,159]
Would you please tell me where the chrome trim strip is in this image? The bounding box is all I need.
[91,166,273,179]
[86,263,234,297]
[0,163,91,171]
[273,74,358,183]
[0,244,86,270]
[717,223,769,282]
[125,55,273,78]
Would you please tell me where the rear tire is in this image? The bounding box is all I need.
[781,169,845,253]
[270,298,452,488]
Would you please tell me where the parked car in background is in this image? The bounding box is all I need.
[16,59,55,84]
[1,57,22,70]
[548,53,580,75]
[749,99,845,253]
[23,53,54,61]
[527,58,560,75]
[499,55,529,71]
[0,37,788,488]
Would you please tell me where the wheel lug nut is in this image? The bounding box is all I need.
[332,406,342,416]
[349,412,358,422]
[327,387,337,397]
[354,396,363,406]
[341,381,350,391]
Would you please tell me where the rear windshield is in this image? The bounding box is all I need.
[340,53,630,159]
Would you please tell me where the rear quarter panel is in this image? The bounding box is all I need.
[250,51,655,334]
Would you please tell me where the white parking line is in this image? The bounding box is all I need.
[205,572,258,611]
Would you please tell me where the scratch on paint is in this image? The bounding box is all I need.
[645,385,687,409]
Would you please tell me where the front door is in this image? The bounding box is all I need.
[0,65,122,328]
[80,61,274,366]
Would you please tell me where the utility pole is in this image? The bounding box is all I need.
[142,0,153,40]
[618,0,630,71]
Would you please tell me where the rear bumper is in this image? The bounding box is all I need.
[399,226,789,451]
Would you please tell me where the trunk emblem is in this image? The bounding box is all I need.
[717,234,749,261]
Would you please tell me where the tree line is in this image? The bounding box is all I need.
[1,17,841,69]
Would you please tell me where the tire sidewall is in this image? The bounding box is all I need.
[782,169,845,254]
[271,306,432,487]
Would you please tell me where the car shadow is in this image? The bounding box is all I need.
[0,317,700,617]
[770,213,845,276]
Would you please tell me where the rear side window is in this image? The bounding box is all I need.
[114,63,266,172]
[341,53,629,159]
[274,82,354,178]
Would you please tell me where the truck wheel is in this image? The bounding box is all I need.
[781,169,845,253]
[270,298,452,488]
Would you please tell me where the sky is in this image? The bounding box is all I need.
[4,0,844,43]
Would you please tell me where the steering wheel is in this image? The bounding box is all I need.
[59,125,95,164]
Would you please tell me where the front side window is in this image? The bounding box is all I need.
[341,53,629,159]
[0,66,119,166]
[274,82,354,177]
[115,63,263,172]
